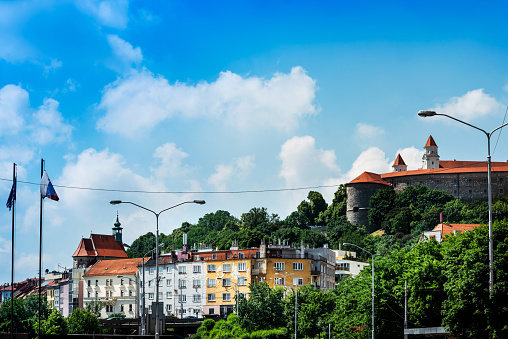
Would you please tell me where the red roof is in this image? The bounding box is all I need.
[425,135,437,147]
[432,223,481,237]
[348,172,390,186]
[84,257,148,277]
[382,160,508,179]
[393,154,406,166]
[72,234,127,259]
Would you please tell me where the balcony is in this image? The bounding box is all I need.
[252,268,266,275]
[311,270,320,276]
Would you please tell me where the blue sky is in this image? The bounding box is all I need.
[1,0,508,284]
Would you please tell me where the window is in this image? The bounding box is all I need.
[148,280,153,287]
[501,189,504,194]
[87,280,91,287]
[149,293,154,300]
[222,278,231,287]
[337,263,350,270]
[274,262,285,271]
[193,265,201,273]
[194,255,200,261]
[257,262,263,268]
[222,293,231,301]
[121,290,125,297]
[95,280,98,286]
[454,179,457,184]
[129,290,133,296]
[179,266,186,274]
[353,206,359,213]
[255,251,260,258]
[166,266,173,273]
[87,291,91,297]
[436,180,440,185]
[129,304,133,312]
[274,277,284,285]
[166,304,171,312]
[239,252,244,259]
[166,279,172,287]
[469,178,472,184]
[178,295,187,303]
[293,263,303,271]
[238,277,247,286]
[209,308,215,315]
[484,178,488,184]
[149,267,155,275]
[223,263,231,272]
[293,278,304,286]
[120,278,124,285]
[178,280,187,289]
[148,305,152,313]
[226,253,230,259]
[193,280,201,288]
[95,291,99,297]
[239,292,247,299]
[212,254,217,260]
[238,262,246,271]
[469,190,473,195]
[167,292,172,299]
[454,190,457,195]
[207,264,216,272]
[207,279,216,287]
[207,293,216,302]
[500,178,504,183]
[106,305,113,312]
[158,292,163,300]
[193,294,201,303]
[106,279,109,286]
[121,304,124,312]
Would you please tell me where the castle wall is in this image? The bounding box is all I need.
[383,171,508,203]
[346,183,389,233]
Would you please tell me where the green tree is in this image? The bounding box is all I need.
[368,187,397,231]
[297,191,328,226]
[85,299,105,317]
[67,308,100,334]
[197,210,239,231]
[127,232,156,257]
[33,308,68,335]
[316,184,347,226]
[0,297,29,334]
[237,282,286,332]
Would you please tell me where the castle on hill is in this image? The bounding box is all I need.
[346,136,508,232]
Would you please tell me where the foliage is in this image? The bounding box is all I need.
[316,184,348,226]
[297,191,328,226]
[67,308,100,334]
[237,282,286,332]
[126,231,156,257]
[33,308,68,335]
[0,297,29,334]
[85,298,105,317]
[441,221,508,338]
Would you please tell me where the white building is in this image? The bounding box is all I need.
[332,249,369,284]
[83,257,145,319]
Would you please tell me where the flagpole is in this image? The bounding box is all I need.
[39,159,43,337]
[11,163,16,339]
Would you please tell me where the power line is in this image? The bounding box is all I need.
[0,177,342,195]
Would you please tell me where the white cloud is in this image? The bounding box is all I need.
[279,136,339,188]
[30,98,73,145]
[430,89,503,121]
[208,155,255,191]
[0,84,28,136]
[107,34,142,69]
[355,123,385,139]
[75,0,129,29]
[395,146,423,170]
[343,147,391,182]
[151,143,190,179]
[96,66,318,136]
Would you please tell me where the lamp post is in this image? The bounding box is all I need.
[344,243,374,339]
[111,199,205,339]
[123,243,164,335]
[217,278,239,317]
[418,110,508,295]
[275,271,297,339]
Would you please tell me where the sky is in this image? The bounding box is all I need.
[1,0,508,285]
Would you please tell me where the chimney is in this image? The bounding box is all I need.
[440,213,443,223]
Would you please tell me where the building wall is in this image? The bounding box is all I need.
[346,183,389,232]
[83,274,138,319]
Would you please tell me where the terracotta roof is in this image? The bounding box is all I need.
[348,172,390,186]
[83,257,148,277]
[73,234,127,258]
[72,238,96,257]
[393,154,406,166]
[425,135,437,147]
[381,160,508,179]
[432,223,481,237]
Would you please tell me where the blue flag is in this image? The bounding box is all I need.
[40,171,59,201]
[6,177,16,210]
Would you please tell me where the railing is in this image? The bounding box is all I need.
[252,268,266,275]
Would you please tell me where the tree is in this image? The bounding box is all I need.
[237,282,286,332]
[0,297,28,334]
[85,299,105,317]
[368,187,397,231]
[33,308,68,335]
[316,184,347,226]
[297,191,328,226]
[67,308,100,334]
[442,221,508,338]
[127,232,156,258]
[197,210,239,231]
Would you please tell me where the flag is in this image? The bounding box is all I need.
[40,171,59,201]
[6,177,16,210]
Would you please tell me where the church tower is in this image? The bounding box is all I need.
[112,214,123,243]
[422,135,440,169]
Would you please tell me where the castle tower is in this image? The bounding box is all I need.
[112,214,123,243]
[346,171,390,233]
[392,154,407,172]
[422,135,440,169]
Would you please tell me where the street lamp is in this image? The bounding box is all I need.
[111,199,205,339]
[418,110,508,295]
[344,243,374,339]
[275,271,298,339]
[217,278,239,317]
[123,243,164,335]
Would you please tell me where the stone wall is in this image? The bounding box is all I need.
[346,182,389,233]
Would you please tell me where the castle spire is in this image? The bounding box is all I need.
[392,154,407,172]
[112,213,123,243]
[422,135,440,169]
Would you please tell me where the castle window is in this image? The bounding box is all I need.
[501,189,504,194]
[500,178,504,183]
[469,190,472,195]
[436,180,440,185]
[454,179,457,184]
[484,178,487,184]
[454,190,457,195]
[353,206,359,213]
[468,179,472,184]
[419,181,423,184]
